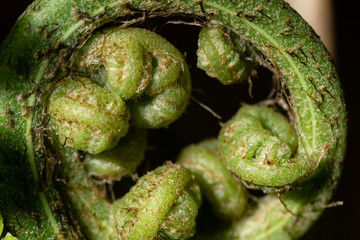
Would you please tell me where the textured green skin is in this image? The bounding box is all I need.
[59,147,117,239]
[112,164,202,240]
[0,0,346,239]
[197,25,259,85]
[55,128,146,239]
[73,27,192,129]
[84,128,147,181]
[47,76,130,154]
[177,138,247,220]
[219,105,300,189]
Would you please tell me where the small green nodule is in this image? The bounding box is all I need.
[197,25,259,85]
[47,76,130,154]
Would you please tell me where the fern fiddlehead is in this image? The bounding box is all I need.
[83,128,147,181]
[219,104,299,189]
[0,0,346,239]
[113,163,202,240]
[197,25,260,85]
[72,27,191,129]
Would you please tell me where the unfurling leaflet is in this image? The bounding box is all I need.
[219,105,303,189]
[47,27,191,155]
[73,27,191,129]
[58,147,117,239]
[83,128,147,181]
[197,25,260,85]
[112,164,202,240]
[47,76,130,154]
[47,27,195,240]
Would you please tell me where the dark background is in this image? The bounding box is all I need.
[1,1,358,239]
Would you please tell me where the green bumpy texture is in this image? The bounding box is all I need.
[57,128,146,239]
[84,128,147,181]
[47,76,130,154]
[219,105,300,189]
[73,27,192,129]
[113,164,202,240]
[177,138,247,220]
[197,25,260,85]
[58,147,117,239]
[0,0,346,239]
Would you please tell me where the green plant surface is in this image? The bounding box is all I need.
[0,214,18,240]
[83,128,147,181]
[177,138,247,220]
[0,0,346,239]
[113,164,202,240]
[219,104,299,189]
[197,24,261,85]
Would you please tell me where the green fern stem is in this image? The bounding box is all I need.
[177,138,248,220]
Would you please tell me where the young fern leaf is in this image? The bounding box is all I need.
[197,25,260,85]
[47,76,130,154]
[56,147,117,240]
[0,0,346,239]
[73,27,192,129]
[112,164,202,240]
[219,105,300,190]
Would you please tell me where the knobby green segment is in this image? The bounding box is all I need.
[197,25,260,85]
[195,1,346,236]
[177,138,247,220]
[73,27,192,129]
[0,0,346,239]
[47,76,130,154]
[56,129,145,239]
[84,128,147,181]
[113,164,202,240]
[219,105,303,189]
[47,27,191,155]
